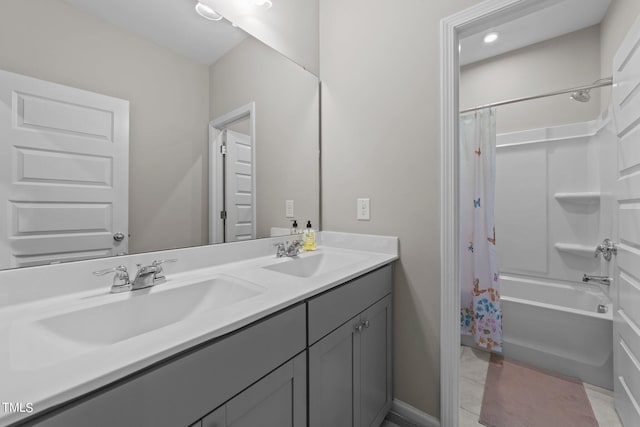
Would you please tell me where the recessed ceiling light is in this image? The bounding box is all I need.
[195,2,223,21]
[483,32,499,44]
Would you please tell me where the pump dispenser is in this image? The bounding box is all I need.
[290,219,299,235]
[302,220,316,251]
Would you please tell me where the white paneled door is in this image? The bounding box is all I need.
[612,15,640,427]
[224,129,255,242]
[0,70,129,268]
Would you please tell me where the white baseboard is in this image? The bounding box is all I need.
[390,399,440,427]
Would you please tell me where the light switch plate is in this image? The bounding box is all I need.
[357,198,370,221]
[286,200,294,218]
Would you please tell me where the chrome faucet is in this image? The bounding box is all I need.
[274,240,303,258]
[132,259,177,290]
[286,240,303,257]
[93,259,177,293]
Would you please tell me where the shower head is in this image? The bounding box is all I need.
[570,89,591,103]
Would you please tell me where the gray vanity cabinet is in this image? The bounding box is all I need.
[308,266,393,427]
[19,264,394,427]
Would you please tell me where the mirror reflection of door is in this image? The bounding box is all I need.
[0,69,129,269]
[210,105,256,244]
[224,129,255,242]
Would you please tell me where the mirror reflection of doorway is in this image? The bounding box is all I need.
[209,103,256,244]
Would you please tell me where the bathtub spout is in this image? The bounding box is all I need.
[582,274,611,286]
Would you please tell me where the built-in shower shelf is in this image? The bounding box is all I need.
[554,192,600,204]
[554,243,595,258]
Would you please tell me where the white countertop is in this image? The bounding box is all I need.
[0,232,397,425]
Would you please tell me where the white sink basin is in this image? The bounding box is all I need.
[262,251,369,278]
[36,276,265,346]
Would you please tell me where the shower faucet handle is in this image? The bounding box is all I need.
[594,238,617,262]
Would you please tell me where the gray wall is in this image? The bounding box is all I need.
[209,37,320,238]
[0,0,211,254]
[460,25,602,134]
[600,0,640,110]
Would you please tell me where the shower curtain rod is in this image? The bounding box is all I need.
[460,77,613,114]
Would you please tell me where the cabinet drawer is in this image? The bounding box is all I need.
[308,265,392,345]
[30,304,306,427]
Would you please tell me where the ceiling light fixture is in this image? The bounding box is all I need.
[252,0,273,9]
[195,2,223,21]
[483,32,499,44]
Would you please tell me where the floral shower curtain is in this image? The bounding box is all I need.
[459,108,502,352]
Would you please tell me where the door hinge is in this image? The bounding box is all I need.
[220,210,227,220]
[220,144,227,155]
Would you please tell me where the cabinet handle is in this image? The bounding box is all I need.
[363,320,370,329]
[355,324,364,333]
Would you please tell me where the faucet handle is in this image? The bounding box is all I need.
[151,259,178,280]
[93,265,131,293]
[274,242,286,257]
[93,265,128,277]
[152,259,178,266]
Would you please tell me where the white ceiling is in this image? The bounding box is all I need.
[459,0,611,66]
[62,0,248,65]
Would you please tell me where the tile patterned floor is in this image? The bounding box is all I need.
[459,345,623,427]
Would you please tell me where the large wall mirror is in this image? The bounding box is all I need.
[0,0,320,270]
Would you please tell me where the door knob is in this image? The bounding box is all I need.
[113,232,125,242]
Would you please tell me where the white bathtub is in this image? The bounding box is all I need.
[500,274,613,389]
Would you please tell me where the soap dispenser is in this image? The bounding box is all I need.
[302,220,316,251]
[290,219,299,235]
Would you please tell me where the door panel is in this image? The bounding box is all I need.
[225,130,255,242]
[0,70,129,268]
[613,13,640,426]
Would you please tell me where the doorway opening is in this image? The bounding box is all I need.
[209,102,256,244]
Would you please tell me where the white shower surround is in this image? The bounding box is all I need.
[495,116,614,287]
[494,117,615,389]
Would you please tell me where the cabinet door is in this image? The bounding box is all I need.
[309,317,362,427]
[358,295,392,427]
[225,352,306,427]
[202,407,225,427]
